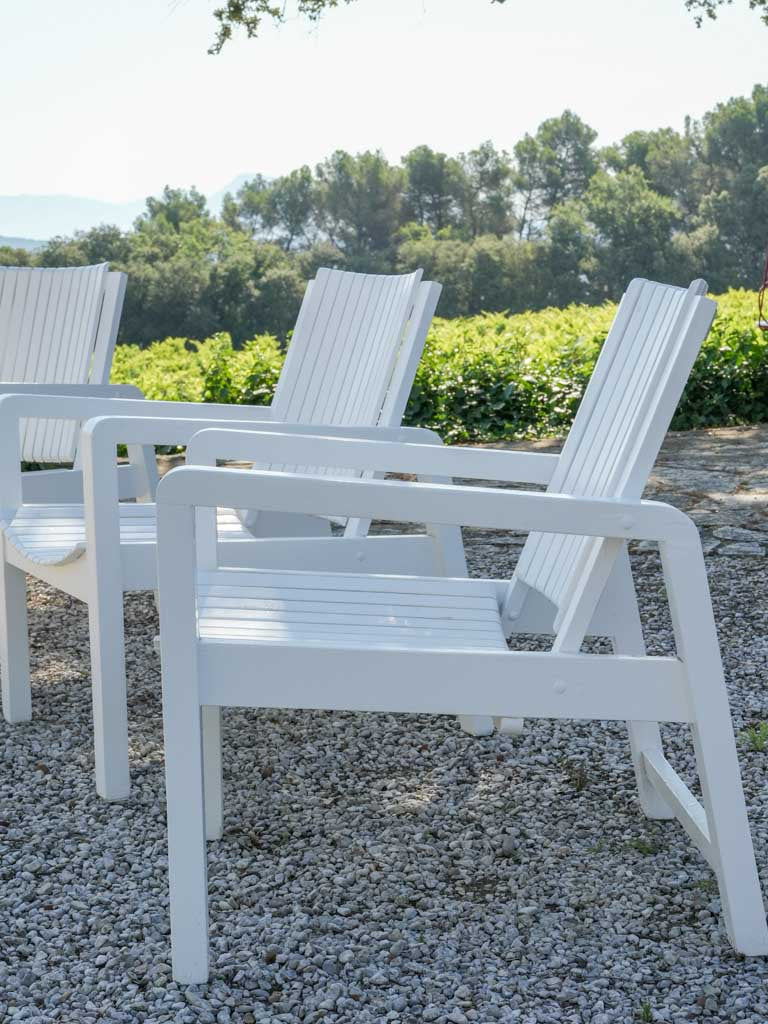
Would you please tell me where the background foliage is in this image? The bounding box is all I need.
[111,289,767,442]
[3,84,767,348]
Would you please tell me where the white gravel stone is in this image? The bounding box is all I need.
[2,535,768,1022]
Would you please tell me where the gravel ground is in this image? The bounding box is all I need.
[2,537,768,1023]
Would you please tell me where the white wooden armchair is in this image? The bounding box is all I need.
[0,269,457,802]
[152,279,768,980]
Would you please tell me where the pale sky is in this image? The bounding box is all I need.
[1,0,766,202]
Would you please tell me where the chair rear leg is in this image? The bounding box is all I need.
[610,554,674,820]
[458,715,495,736]
[203,706,223,840]
[0,558,31,723]
[88,590,130,800]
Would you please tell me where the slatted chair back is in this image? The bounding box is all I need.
[505,278,716,645]
[262,267,434,488]
[0,264,126,463]
[271,267,424,428]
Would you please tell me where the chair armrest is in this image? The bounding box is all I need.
[0,393,274,517]
[186,429,559,484]
[0,392,273,426]
[157,464,695,547]
[0,383,146,399]
[79,418,445,469]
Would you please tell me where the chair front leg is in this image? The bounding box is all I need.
[203,705,223,841]
[0,556,31,723]
[87,583,130,800]
[166,699,210,983]
[661,537,768,954]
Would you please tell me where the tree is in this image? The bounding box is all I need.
[226,168,316,249]
[402,146,465,234]
[602,127,700,217]
[692,84,768,286]
[542,201,595,306]
[582,168,681,297]
[16,81,768,341]
[221,174,271,234]
[685,0,768,26]
[140,186,210,231]
[208,0,509,52]
[0,246,33,267]
[459,141,515,238]
[35,236,89,267]
[514,111,598,237]
[206,0,766,54]
[315,150,404,269]
[395,233,470,317]
[35,225,132,268]
[261,167,317,249]
[463,234,544,314]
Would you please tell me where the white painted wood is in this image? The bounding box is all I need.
[202,706,223,841]
[196,569,507,649]
[601,547,674,819]
[0,271,448,794]
[0,265,126,464]
[0,541,31,723]
[642,749,711,864]
[659,531,768,954]
[0,270,128,734]
[196,643,689,722]
[251,269,436,518]
[216,534,443,575]
[484,279,715,740]
[155,437,767,978]
[152,279,767,978]
[152,462,693,544]
[81,414,130,799]
[156,498,210,983]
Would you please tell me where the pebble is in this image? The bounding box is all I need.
[2,540,768,1022]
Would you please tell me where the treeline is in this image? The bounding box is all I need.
[3,84,767,345]
[111,292,768,440]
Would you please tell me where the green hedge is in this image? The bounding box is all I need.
[111,289,768,442]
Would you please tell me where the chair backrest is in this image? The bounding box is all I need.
[505,278,717,642]
[0,264,126,463]
[260,267,439,485]
[271,267,426,426]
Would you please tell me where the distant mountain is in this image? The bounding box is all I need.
[0,195,146,240]
[0,174,257,242]
[0,235,45,251]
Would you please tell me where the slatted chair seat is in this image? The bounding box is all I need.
[3,504,250,566]
[196,568,507,651]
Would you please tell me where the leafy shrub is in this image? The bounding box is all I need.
[406,304,611,441]
[673,290,768,430]
[111,290,768,441]
[111,332,284,405]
